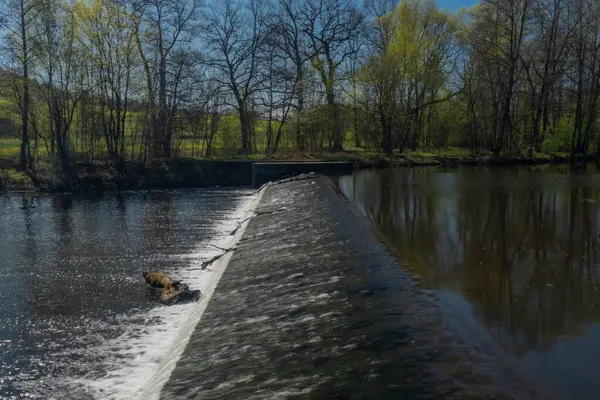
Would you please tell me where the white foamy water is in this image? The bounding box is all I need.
[63,189,265,400]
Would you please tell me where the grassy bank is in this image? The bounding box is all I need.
[0,167,34,192]
[0,148,597,194]
[264,148,594,168]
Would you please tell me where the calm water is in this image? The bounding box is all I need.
[0,188,253,399]
[338,165,600,400]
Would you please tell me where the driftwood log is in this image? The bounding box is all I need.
[143,271,201,305]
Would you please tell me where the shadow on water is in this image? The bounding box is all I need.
[338,164,600,400]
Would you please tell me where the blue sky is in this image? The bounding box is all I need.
[435,0,479,11]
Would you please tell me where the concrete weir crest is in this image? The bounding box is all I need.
[138,184,268,400]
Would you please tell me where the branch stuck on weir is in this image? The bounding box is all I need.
[228,173,316,235]
[208,243,232,251]
[228,208,286,236]
[201,246,237,269]
[245,173,318,195]
[270,173,318,186]
[243,208,286,216]
[229,217,252,235]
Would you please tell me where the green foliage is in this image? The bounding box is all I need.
[542,117,574,153]
[0,0,599,171]
[218,114,242,155]
[0,166,33,190]
[0,138,20,158]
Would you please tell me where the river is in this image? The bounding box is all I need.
[338,164,600,400]
[0,188,255,399]
[3,165,599,399]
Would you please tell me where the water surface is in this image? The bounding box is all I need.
[0,188,253,399]
[338,165,600,400]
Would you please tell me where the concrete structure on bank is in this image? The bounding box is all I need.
[252,161,353,187]
[159,176,552,400]
[139,159,353,189]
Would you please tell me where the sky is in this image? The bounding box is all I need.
[435,0,479,11]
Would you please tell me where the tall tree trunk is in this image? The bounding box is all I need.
[296,72,305,151]
[239,105,251,154]
[19,0,30,171]
[132,15,156,161]
[572,45,585,156]
[325,78,341,151]
[156,46,168,158]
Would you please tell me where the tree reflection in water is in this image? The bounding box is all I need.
[339,165,600,396]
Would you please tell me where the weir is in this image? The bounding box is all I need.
[137,188,266,400]
[155,176,554,399]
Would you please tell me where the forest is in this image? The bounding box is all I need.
[0,0,599,179]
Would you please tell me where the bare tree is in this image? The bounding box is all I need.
[521,0,573,153]
[77,0,139,170]
[2,0,39,170]
[268,0,310,151]
[33,0,87,176]
[299,0,363,151]
[202,0,266,155]
[258,36,296,155]
[130,0,198,158]
[569,0,600,156]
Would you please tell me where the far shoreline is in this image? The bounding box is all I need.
[1,150,598,195]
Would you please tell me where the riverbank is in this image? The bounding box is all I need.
[317,149,597,168]
[0,150,596,194]
[0,158,255,194]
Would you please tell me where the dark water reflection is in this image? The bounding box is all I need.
[338,165,600,400]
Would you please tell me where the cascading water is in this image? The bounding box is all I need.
[0,188,260,399]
